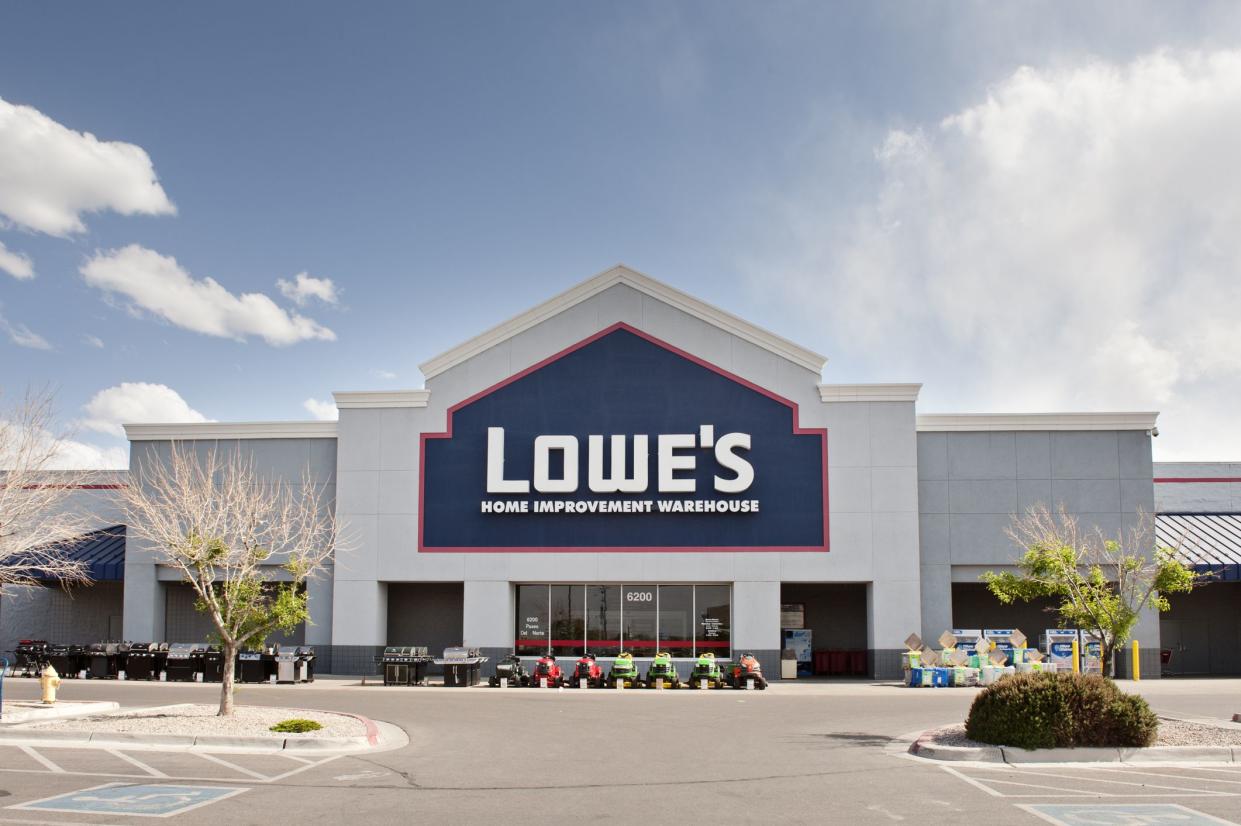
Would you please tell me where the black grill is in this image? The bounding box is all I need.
[378,646,432,686]
[14,640,48,677]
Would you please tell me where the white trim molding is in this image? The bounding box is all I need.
[418,264,828,380]
[916,412,1159,432]
[333,390,430,409]
[819,383,922,403]
[124,421,338,441]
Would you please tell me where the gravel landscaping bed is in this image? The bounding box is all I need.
[924,717,1241,749]
[25,704,366,738]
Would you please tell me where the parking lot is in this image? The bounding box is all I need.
[2,678,1240,824]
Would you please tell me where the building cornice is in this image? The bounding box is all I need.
[916,412,1159,432]
[818,383,922,403]
[333,390,430,409]
[124,421,338,441]
[418,264,828,380]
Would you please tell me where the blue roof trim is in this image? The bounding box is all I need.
[43,525,126,582]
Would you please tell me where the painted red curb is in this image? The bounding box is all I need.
[335,710,380,746]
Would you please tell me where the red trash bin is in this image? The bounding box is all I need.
[813,651,829,675]
[847,650,866,675]
[828,650,847,675]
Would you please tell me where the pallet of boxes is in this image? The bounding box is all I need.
[901,629,1053,687]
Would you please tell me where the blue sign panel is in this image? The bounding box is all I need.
[11,783,249,817]
[420,323,828,551]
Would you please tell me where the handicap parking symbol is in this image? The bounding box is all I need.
[8,782,249,817]
[1019,803,1239,826]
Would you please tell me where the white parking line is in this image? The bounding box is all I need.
[265,754,343,782]
[107,749,170,778]
[971,766,1237,797]
[18,746,63,774]
[939,765,1005,797]
[195,753,271,780]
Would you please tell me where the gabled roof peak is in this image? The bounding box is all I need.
[418,264,827,380]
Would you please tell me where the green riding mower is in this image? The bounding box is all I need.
[645,651,681,688]
[607,652,643,688]
[688,651,725,688]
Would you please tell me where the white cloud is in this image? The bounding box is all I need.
[81,245,337,346]
[83,334,104,349]
[0,96,175,236]
[46,438,129,470]
[303,398,338,421]
[0,240,33,280]
[81,382,209,438]
[278,272,339,306]
[0,308,50,349]
[371,368,397,380]
[752,49,1241,461]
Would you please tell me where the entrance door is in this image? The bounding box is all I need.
[1160,619,1210,675]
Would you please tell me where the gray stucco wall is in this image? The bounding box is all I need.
[123,438,336,647]
[1154,462,1241,513]
[918,429,1158,674]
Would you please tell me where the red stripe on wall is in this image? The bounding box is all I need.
[1154,478,1241,483]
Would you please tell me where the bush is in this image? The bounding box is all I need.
[269,718,323,734]
[964,672,1157,750]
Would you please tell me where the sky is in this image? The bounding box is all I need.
[2,1,1240,467]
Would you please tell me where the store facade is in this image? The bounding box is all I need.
[110,266,1164,678]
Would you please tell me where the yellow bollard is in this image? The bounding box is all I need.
[1071,639,1080,675]
[40,664,61,705]
[1132,640,1141,681]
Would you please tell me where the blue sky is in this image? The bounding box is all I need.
[2,2,1241,465]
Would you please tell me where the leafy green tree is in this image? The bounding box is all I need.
[123,447,338,715]
[983,504,1196,677]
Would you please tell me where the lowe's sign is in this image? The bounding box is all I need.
[419,324,828,551]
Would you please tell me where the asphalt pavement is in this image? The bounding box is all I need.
[1,677,1240,825]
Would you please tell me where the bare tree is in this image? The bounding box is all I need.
[983,504,1196,677]
[121,446,338,715]
[0,388,93,586]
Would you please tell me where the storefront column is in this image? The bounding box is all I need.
[732,580,781,676]
[868,579,921,679]
[304,568,334,672]
[330,580,386,674]
[122,561,164,642]
[463,580,513,677]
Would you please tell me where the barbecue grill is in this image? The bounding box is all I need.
[201,645,224,682]
[238,649,273,683]
[14,640,48,677]
[124,643,166,680]
[47,644,87,678]
[378,646,432,686]
[87,642,120,679]
[294,646,315,682]
[434,646,488,687]
[165,643,202,682]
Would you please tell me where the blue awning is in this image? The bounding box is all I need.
[1157,513,1241,582]
[28,525,127,582]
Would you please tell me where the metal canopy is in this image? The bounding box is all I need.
[1157,513,1241,581]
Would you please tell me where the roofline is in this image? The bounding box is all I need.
[916,412,1159,432]
[819,383,921,403]
[417,264,828,380]
[124,421,338,440]
[333,390,430,409]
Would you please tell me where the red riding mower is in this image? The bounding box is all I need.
[567,653,605,688]
[531,654,563,687]
[727,653,768,689]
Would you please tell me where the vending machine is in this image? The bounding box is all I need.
[948,629,982,657]
[984,629,1019,666]
[1079,631,1104,675]
[783,628,813,677]
[1041,629,1078,671]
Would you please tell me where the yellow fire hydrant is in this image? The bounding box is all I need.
[40,664,61,705]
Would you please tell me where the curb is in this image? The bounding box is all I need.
[0,709,389,753]
[909,736,1240,765]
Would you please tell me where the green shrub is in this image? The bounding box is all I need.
[269,718,323,734]
[964,672,1157,750]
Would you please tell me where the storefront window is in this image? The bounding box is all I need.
[515,583,730,657]
[621,585,657,652]
[586,585,620,657]
[695,585,731,654]
[515,584,549,655]
[550,585,584,657]
[655,585,693,657]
